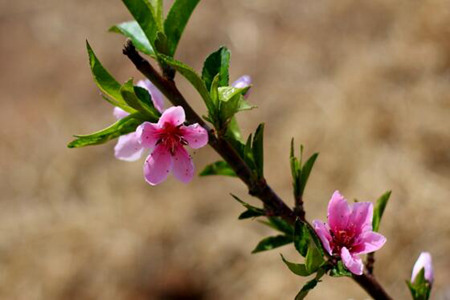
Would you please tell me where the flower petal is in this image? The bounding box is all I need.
[137,122,160,149]
[137,79,164,113]
[349,202,373,234]
[412,252,434,283]
[158,106,185,127]
[353,232,387,255]
[328,190,351,232]
[172,146,194,183]
[313,220,333,255]
[341,247,363,275]
[114,132,145,161]
[143,145,173,185]
[180,123,208,149]
[113,107,129,120]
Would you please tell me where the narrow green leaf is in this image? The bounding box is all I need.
[202,47,231,91]
[305,244,324,273]
[280,254,312,277]
[158,54,213,112]
[251,235,292,253]
[259,217,294,235]
[149,0,163,29]
[122,0,159,50]
[86,41,133,112]
[109,21,155,57]
[299,153,318,196]
[200,161,237,177]
[252,123,264,178]
[164,0,201,56]
[372,190,391,232]
[294,269,325,300]
[294,219,310,257]
[68,113,144,148]
[226,117,243,142]
[231,194,265,220]
[305,223,325,257]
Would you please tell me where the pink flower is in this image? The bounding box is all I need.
[232,75,252,99]
[137,106,208,185]
[412,252,434,284]
[113,79,164,162]
[313,191,387,275]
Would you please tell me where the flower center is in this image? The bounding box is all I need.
[157,123,188,155]
[330,229,356,254]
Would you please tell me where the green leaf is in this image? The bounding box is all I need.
[372,190,391,232]
[158,54,213,112]
[294,269,325,300]
[294,219,310,257]
[86,41,134,112]
[259,217,294,235]
[305,243,324,273]
[202,47,231,91]
[217,86,254,124]
[120,79,160,120]
[226,117,243,142]
[252,123,264,178]
[299,153,318,196]
[329,261,352,277]
[109,21,155,57]
[231,194,265,220]
[122,0,159,50]
[251,235,292,254]
[199,161,237,177]
[280,254,312,277]
[68,113,144,148]
[149,0,163,29]
[164,0,200,56]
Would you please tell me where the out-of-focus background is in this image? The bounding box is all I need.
[1,0,449,299]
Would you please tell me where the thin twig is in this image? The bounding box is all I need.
[366,252,375,275]
[122,41,392,300]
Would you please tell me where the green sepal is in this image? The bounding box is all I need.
[280,254,312,277]
[109,21,155,57]
[68,113,145,148]
[329,261,352,277]
[372,190,391,232]
[199,161,237,177]
[164,0,201,56]
[86,41,134,113]
[251,235,292,254]
[231,194,265,220]
[202,46,231,91]
[120,79,160,120]
[406,268,432,300]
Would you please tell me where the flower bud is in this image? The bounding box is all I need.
[411,252,434,284]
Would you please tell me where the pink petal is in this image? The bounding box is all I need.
[232,75,252,99]
[137,79,164,113]
[137,122,160,149]
[353,232,387,255]
[348,202,373,234]
[113,107,129,120]
[412,252,434,283]
[143,145,173,185]
[180,123,208,149]
[312,220,333,255]
[158,106,185,127]
[114,132,144,161]
[341,247,363,275]
[328,190,351,232]
[172,146,194,183]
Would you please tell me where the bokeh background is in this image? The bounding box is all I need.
[1,0,449,299]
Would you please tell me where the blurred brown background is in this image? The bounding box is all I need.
[1,0,449,299]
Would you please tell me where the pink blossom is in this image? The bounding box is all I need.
[412,252,434,284]
[113,79,164,162]
[313,191,387,275]
[137,106,208,185]
[232,75,252,99]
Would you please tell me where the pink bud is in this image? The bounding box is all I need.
[411,252,434,284]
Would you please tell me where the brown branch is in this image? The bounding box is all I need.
[122,41,392,300]
[366,252,375,275]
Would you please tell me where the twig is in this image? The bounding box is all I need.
[122,41,392,300]
[366,252,375,275]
